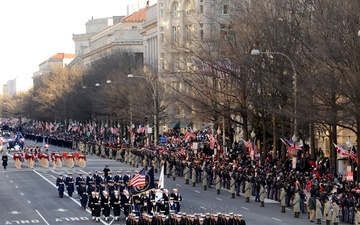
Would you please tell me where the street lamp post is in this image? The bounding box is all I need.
[127,74,158,146]
[251,49,298,141]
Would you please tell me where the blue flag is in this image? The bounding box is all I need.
[131,167,155,195]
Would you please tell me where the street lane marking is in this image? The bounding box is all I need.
[33,169,108,225]
[15,186,18,188]
[10,180,13,182]
[195,190,200,193]
[286,208,290,211]
[36,210,50,225]
[200,206,207,210]
[28,200,31,203]
[272,217,281,222]
[241,207,249,211]
[216,198,223,201]
[176,184,181,187]
[21,193,24,195]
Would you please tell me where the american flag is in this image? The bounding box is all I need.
[127,126,135,137]
[137,125,145,133]
[350,145,358,164]
[333,143,350,158]
[280,138,302,155]
[242,139,253,156]
[129,168,146,188]
[185,127,197,143]
[207,134,217,150]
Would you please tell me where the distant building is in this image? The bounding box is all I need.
[5,76,33,96]
[32,53,75,88]
[70,7,147,68]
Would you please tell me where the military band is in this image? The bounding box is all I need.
[54,168,249,225]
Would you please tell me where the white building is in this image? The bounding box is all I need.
[32,53,75,88]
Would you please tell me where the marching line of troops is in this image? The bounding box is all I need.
[55,167,248,225]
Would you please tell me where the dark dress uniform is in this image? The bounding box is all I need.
[170,190,182,213]
[111,192,122,220]
[65,174,75,197]
[56,175,65,198]
[121,192,132,218]
[101,193,111,221]
[88,193,97,221]
[78,183,88,209]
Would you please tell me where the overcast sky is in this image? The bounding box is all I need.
[0,0,138,84]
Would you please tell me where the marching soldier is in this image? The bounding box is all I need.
[75,172,85,196]
[101,191,111,221]
[88,192,97,221]
[203,170,208,191]
[323,197,331,225]
[65,173,75,197]
[215,174,221,195]
[331,200,340,225]
[315,196,323,224]
[87,181,98,196]
[94,192,102,222]
[184,165,190,185]
[293,189,301,218]
[56,174,65,198]
[230,175,235,198]
[111,190,122,221]
[244,179,251,203]
[78,182,88,209]
[260,182,265,207]
[280,187,286,213]
[192,167,196,187]
[170,188,182,213]
[172,164,176,181]
[122,189,132,219]
[85,172,93,186]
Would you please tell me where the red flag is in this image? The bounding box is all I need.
[333,143,350,158]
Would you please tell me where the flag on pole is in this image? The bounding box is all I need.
[185,127,197,143]
[130,168,147,188]
[280,138,302,155]
[158,165,165,189]
[242,139,253,156]
[333,143,350,158]
[350,145,358,164]
[131,167,155,195]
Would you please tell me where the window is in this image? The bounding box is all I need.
[173,2,180,18]
[199,23,204,40]
[199,5,204,13]
[186,25,193,43]
[160,10,164,18]
[132,26,138,29]
[222,2,229,14]
[185,0,192,16]
[160,33,165,43]
[160,3,163,8]
[173,26,180,44]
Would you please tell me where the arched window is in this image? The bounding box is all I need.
[173,2,180,18]
[185,0,192,16]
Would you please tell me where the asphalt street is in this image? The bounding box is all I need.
[0,140,344,225]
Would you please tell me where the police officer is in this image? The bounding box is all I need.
[56,174,65,198]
